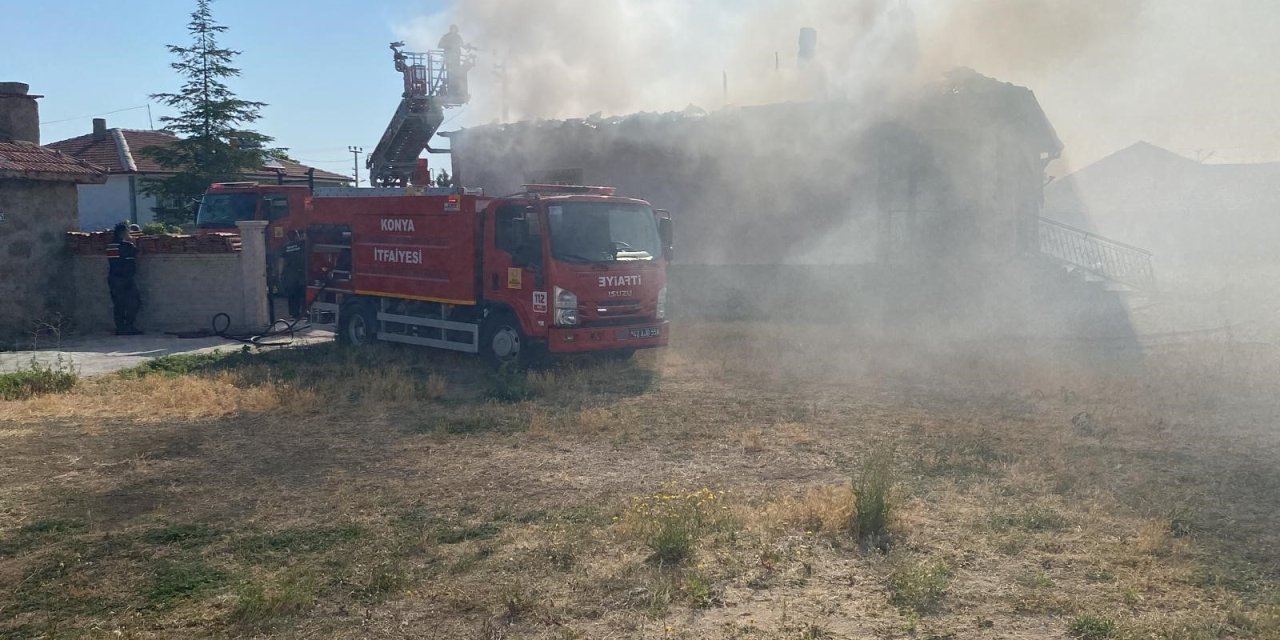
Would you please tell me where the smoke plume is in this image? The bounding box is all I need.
[398,0,1144,124]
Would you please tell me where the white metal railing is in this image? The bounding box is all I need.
[1038,217,1156,291]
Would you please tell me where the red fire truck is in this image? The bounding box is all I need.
[193,44,670,364]
[200,182,672,365]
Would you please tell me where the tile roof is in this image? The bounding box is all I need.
[248,158,352,183]
[0,141,107,183]
[46,129,178,173]
[46,129,351,183]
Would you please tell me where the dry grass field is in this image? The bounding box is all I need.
[1,322,1278,639]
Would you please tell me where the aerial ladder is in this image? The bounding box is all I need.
[366,42,473,187]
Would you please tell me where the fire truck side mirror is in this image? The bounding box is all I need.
[658,216,674,261]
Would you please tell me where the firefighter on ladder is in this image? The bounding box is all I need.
[106,222,142,335]
[439,24,474,100]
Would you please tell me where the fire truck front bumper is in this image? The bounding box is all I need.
[546,321,670,354]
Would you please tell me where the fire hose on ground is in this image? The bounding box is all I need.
[208,271,338,347]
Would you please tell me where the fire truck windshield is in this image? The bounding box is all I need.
[197,193,258,228]
[547,202,661,263]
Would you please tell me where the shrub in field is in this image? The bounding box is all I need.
[0,357,77,400]
[1167,506,1196,538]
[146,560,227,607]
[684,572,719,609]
[354,561,410,602]
[232,570,319,624]
[887,557,951,614]
[500,582,539,623]
[991,504,1068,532]
[0,519,87,555]
[854,446,895,546]
[1068,613,1116,639]
[142,523,219,548]
[787,485,856,536]
[623,486,733,566]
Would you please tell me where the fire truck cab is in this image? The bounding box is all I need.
[302,184,672,366]
[196,182,311,252]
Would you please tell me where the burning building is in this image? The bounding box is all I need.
[447,69,1138,344]
[450,68,1060,268]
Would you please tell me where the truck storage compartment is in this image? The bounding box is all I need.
[311,194,479,305]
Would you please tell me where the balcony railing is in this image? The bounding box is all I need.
[1038,217,1156,291]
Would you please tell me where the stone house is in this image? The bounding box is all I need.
[447,70,1140,344]
[448,69,1062,268]
[47,120,351,231]
[0,82,106,341]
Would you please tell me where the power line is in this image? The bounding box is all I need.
[40,104,150,126]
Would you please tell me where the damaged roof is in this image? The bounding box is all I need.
[919,68,1064,159]
[0,141,107,183]
[450,68,1064,159]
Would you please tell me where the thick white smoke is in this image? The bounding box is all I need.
[396,0,1144,125]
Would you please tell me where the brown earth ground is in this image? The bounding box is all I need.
[0,322,1277,639]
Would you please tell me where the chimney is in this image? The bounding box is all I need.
[0,81,41,144]
[798,27,818,64]
[92,118,107,141]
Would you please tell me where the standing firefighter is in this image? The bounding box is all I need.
[439,24,464,71]
[438,24,473,99]
[277,229,307,318]
[106,222,142,335]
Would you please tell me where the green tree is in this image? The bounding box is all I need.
[142,0,272,226]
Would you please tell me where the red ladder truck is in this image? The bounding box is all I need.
[193,42,671,363]
[198,182,672,364]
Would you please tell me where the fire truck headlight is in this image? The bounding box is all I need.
[554,286,578,326]
[656,285,667,320]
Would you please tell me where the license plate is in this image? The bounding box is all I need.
[624,327,661,339]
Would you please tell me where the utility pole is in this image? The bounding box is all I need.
[348,146,363,186]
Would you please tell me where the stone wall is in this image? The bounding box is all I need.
[68,220,269,335]
[0,180,79,339]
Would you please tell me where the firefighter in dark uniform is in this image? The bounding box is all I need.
[277,229,307,318]
[106,222,142,335]
[438,25,473,99]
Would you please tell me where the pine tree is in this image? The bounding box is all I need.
[142,0,272,226]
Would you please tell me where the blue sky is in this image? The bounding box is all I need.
[6,0,1280,177]
[3,0,459,180]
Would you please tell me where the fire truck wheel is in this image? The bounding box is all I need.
[481,311,525,368]
[338,302,378,346]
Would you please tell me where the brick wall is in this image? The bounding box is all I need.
[69,220,269,335]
